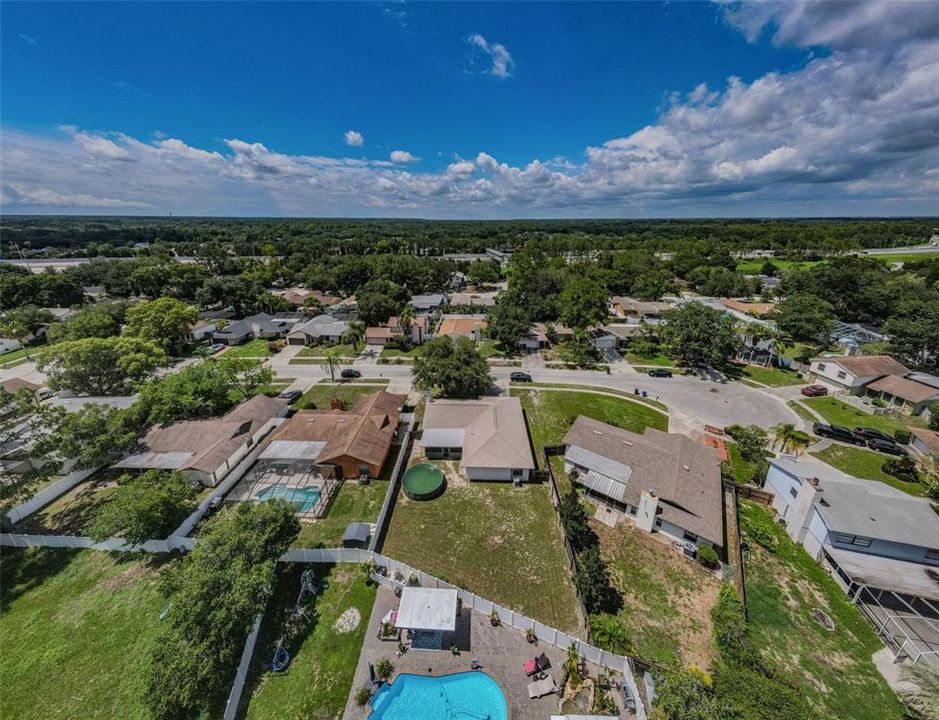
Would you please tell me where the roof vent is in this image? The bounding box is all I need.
[682,464,690,471]
[621,440,633,446]
[592,430,603,436]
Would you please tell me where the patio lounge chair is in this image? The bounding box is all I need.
[536,652,551,670]
[523,658,539,676]
[527,675,558,699]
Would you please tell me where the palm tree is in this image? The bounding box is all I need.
[773,423,813,456]
[588,614,633,656]
[343,320,365,353]
[901,662,939,720]
[321,348,340,382]
[397,304,415,343]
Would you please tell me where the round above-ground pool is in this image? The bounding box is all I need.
[369,672,507,720]
[401,463,445,500]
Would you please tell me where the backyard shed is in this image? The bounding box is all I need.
[342,522,370,549]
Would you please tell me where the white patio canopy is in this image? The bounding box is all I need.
[395,587,458,632]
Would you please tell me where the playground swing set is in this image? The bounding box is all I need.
[270,568,328,673]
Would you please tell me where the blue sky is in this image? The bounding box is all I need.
[1,1,937,217]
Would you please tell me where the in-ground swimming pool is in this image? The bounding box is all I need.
[369,672,507,720]
[254,485,321,513]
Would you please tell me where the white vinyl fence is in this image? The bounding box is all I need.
[4,466,100,525]
[223,613,264,720]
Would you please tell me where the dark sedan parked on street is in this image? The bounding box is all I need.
[648,368,673,378]
[853,427,894,443]
[510,372,533,382]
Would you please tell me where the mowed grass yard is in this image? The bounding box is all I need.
[0,549,167,720]
[383,477,584,635]
[293,380,391,411]
[740,502,906,720]
[802,396,923,435]
[811,444,925,497]
[242,564,375,720]
[593,519,720,667]
[736,363,804,387]
[292,441,400,549]
[223,338,273,358]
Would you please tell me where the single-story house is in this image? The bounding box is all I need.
[518,322,575,351]
[326,295,358,320]
[421,397,535,481]
[261,390,404,479]
[275,287,341,308]
[610,297,673,324]
[286,315,350,346]
[589,329,619,352]
[213,313,295,346]
[562,416,724,549]
[719,298,776,317]
[186,319,218,342]
[910,427,939,459]
[449,291,497,308]
[864,374,939,416]
[808,354,911,393]
[365,326,395,346]
[1,377,40,397]
[409,293,446,314]
[435,314,487,342]
[765,456,939,602]
[116,394,288,486]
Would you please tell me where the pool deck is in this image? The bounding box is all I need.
[343,585,633,719]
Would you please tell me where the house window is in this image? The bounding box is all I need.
[511,468,524,479]
[628,506,637,516]
[654,518,662,528]
[836,533,872,547]
[926,549,939,561]
[837,371,847,379]
[682,530,698,543]
[817,363,827,371]
[790,487,798,499]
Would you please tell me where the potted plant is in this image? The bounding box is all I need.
[397,641,407,655]
[407,572,420,586]
[376,657,394,681]
[355,687,371,706]
[490,609,500,627]
[526,627,536,644]
[450,644,460,656]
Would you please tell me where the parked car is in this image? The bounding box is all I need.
[510,372,533,382]
[812,422,866,445]
[206,343,225,355]
[853,427,894,443]
[278,389,302,403]
[801,384,828,397]
[340,368,361,379]
[648,368,673,378]
[867,438,907,456]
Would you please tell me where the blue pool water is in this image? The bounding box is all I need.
[254,485,321,513]
[369,672,507,720]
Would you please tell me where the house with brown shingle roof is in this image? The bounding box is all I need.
[115,394,288,486]
[808,354,911,393]
[562,416,723,549]
[420,397,535,481]
[263,390,405,479]
[864,375,939,416]
[435,314,487,341]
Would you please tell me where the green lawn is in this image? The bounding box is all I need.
[383,477,584,635]
[293,381,391,411]
[595,519,720,668]
[513,388,668,470]
[802,396,922,436]
[734,259,823,273]
[14,473,120,535]
[737,363,804,387]
[380,346,420,358]
[517,381,668,412]
[811,444,924,496]
[296,343,357,358]
[739,502,906,720]
[625,350,674,367]
[292,441,400,549]
[242,563,375,720]
[223,338,273,358]
[0,347,30,364]
[0,549,167,720]
[787,400,820,425]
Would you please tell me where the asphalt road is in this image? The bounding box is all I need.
[275,357,799,430]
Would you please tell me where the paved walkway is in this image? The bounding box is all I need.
[344,585,633,720]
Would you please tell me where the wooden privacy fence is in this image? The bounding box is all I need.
[735,483,774,506]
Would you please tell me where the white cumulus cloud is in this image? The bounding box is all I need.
[467,34,515,79]
[390,150,420,164]
[344,130,364,147]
